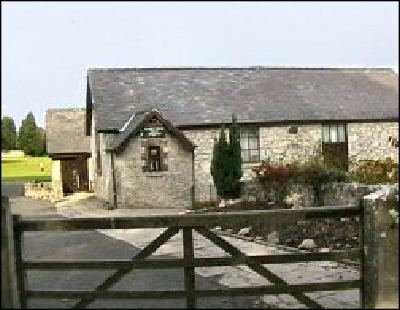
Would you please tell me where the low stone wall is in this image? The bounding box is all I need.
[241,180,398,207]
[1,150,25,158]
[24,182,63,202]
[321,182,391,206]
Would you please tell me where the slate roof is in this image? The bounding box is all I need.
[106,110,195,153]
[86,67,398,131]
[46,108,90,154]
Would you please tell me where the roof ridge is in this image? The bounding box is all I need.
[47,107,86,112]
[87,66,397,72]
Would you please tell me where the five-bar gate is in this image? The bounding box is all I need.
[10,204,363,308]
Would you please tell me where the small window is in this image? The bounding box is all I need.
[148,146,162,172]
[322,124,347,142]
[240,127,260,162]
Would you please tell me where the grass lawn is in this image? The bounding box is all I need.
[1,156,52,182]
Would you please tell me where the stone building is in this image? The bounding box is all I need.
[46,108,93,197]
[47,67,398,208]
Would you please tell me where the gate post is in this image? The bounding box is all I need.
[1,196,20,308]
[362,188,399,308]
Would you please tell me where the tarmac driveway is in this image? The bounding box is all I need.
[2,181,25,198]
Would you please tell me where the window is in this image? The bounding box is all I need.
[240,127,260,162]
[322,123,347,143]
[148,146,162,172]
[322,123,348,171]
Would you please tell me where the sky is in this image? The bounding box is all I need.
[2,1,399,129]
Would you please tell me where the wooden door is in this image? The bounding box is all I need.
[322,142,349,171]
[61,157,89,193]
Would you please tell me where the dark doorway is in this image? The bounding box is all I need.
[322,123,349,171]
[61,157,89,193]
[322,142,349,171]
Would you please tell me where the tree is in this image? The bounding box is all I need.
[18,112,43,156]
[211,124,229,198]
[226,114,243,198]
[210,115,243,200]
[1,116,17,150]
[36,127,47,156]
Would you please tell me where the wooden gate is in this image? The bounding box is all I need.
[6,204,364,309]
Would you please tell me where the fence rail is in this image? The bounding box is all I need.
[14,205,360,230]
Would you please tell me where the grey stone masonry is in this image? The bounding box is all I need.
[362,185,399,308]
[113,131,193,209]
[241,181,397,208]
[183,129,219,202]
[184,122,398,203]
[348,122,399,169]
[92,120,398,207]
[259,124,322,165]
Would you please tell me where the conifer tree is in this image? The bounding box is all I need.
[227,114,242,198]
[18,112,41,156]
[211,115,243,200]
[211,124,229,197]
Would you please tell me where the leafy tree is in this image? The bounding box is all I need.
[18,112,43,156]
[1,116,17,150]
[210,115,243,200]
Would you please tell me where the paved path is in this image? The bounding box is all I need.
[9,193,360,308]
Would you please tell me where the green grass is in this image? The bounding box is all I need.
[1,156,52,182]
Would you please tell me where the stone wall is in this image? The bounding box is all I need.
[51,160,63,196]
[1,150,25,158]
[93,128,117,202]
[321,182,390,206]
[113,131,193,209]
[348,122,399,169]
[24,182,63,202]
[183,129,219,202]
[183,124,322,202]
[259,124,322,166]
[241,180,398,208]
[184,121,397,203]
[92,121,398,206]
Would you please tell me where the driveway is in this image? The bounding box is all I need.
[8,196,259,309]
[2,181,26,198]
[9,196,58,217]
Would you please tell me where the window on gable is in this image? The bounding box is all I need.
[148,146,162,172]
[240,127,260,162]
[322,123,348,171]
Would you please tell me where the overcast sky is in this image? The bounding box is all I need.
[2,1,398,129]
